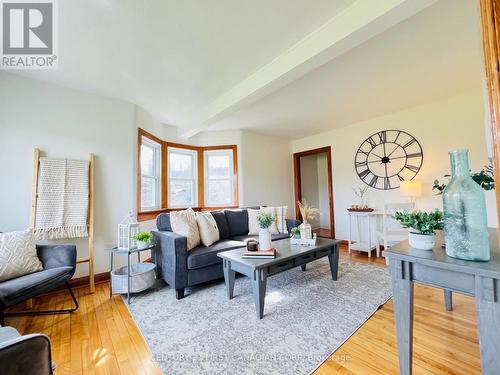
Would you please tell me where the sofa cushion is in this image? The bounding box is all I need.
[195,211,220,247]
[225,209,249,237]
[0,266,72,301]
[156,213,172,232]
[230,233,290,242]
[170,208,200,250]
[187,240,245,270]
[211,211,230,240]
[0,229,43,282]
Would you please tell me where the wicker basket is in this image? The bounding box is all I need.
[111,263,156,294]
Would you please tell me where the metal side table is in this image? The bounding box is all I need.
[109,244,156,304]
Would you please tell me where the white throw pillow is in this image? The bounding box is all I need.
[195,212,220,247]
[170,208,201,250]
[258,207,279,234]
[261,206,288,233]
[248,208,261,235]
[0,229,43,282]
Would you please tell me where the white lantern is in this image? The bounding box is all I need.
[118,211,140,250]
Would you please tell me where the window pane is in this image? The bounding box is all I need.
[169,151,194,178]
[170,179,195,206]
[207,154,231,179]
[207,180,232,205]
[141,177,156,208]
[141,144,155,176]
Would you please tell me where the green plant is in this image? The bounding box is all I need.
[290,226,300,235]
[433,164,495,194]
[256,212,276,229]
[133,231,151,243]
[393,210,444,235]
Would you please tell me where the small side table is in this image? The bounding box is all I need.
[347,211,382,257]
[109,244,156,304]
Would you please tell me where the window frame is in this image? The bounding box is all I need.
[167,146,199,208]
[203,148,236,207]
[137,128,238,221]
[138,129,164,213]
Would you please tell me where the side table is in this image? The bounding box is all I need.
[109,244,157,304]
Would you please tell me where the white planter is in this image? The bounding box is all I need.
[408,232,436,250]
[299,222,312,240]
[136,240,149,249]
[259,228,272,250]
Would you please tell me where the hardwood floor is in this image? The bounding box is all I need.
[4,247,480,374]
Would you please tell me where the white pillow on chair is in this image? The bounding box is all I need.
[0,229,43,282]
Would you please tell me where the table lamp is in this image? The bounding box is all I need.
[400,180,422,203]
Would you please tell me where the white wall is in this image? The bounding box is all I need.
[0,73,136,277]
[0,73,294,277]
[292,89,498,241]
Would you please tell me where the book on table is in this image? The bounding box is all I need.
[242,248,276,259]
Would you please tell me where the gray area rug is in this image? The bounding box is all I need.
[126,259,392,375]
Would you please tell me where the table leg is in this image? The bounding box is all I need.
[389,260,414,375]
[367,215,372,258]
[138,251,140,263]
[348,214,352,255]
[109,251,114,297]
[444,289,453,311]
[253,268,267,319]
[223,259,236,299]
[475,276,500,375]
[328,245,339,280]
[301,264,307,271]
[127,253,131,304]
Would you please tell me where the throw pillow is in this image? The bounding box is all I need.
[262,206,289,233]
[259,206,279,234]
[170,208,201,250]
[0,229,43,282]
[211,211,230,240]
[225,209,249,236]
[195,211,220,247]
[248,208,261,235]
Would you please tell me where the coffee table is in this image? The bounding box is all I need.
[217,238,341,319]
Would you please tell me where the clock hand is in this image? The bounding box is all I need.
[370,152,384,159]
[387,145,400,158]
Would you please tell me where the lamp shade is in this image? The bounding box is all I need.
[400,180,422,198]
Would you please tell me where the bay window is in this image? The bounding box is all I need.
[168,147,198,207]
[204,149,235,207]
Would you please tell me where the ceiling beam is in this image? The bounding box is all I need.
[178,0,438,138]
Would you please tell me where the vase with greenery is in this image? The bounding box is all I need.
[133,231,151,249]
[442,149,489,261]
[290,226,300,239]
[297,201,319,240]
[256,212,276,250]
[352,186,368,207]
[393,209,444,250]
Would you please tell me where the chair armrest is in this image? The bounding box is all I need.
[152,231,188,289]
[286,219,301,233]
[0,332,53,374]
[36,245,77,273]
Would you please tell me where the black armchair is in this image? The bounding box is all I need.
[0,244,78,326]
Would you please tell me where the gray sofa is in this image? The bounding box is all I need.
[152,208,300,299]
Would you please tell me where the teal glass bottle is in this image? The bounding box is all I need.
[443,149,489,261]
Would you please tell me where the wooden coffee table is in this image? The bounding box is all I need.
[217,238,341,319]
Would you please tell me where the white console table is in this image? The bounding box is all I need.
[347,211,382,257]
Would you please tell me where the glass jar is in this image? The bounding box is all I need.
[443,149,489,261]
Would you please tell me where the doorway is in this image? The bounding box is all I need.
[293,146,335,238]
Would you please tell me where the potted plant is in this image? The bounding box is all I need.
[393,210,444,250]
[133,231,151,249]
[297,201,319,240]
[256,212,276,250]
[290,226,300,239]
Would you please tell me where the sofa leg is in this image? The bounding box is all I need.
[0,311,4,327]
[175,288,185,300]
[4,282,79,321]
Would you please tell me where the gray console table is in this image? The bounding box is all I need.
[218,238,341,319]
[384,229,500,375]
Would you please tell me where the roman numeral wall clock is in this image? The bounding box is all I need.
[355,130,423,190]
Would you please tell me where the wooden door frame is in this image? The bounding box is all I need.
[293,146,335,239]
[480,0,500,226]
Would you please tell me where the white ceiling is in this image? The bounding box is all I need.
[14,0,483,140]
[207,0,484,138]
[16,0,356,124]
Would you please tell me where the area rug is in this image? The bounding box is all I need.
[126,259,392,375]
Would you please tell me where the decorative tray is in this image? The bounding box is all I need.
[290,238,317,246]
[347,208,374,212]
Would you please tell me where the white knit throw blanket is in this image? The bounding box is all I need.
[35,157,89,240]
